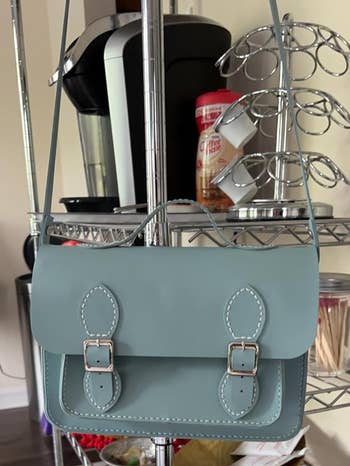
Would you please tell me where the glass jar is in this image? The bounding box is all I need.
[309,273,350,376]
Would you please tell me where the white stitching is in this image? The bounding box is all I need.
[63,357,120,412]
[219,374,258,417]
[225,287,264,340]
[218,363,281,421]
[84,370,121,411]
[62,361,240,424]
[80,285,118,337]
[45,351,306,440]
[61,356,281,426]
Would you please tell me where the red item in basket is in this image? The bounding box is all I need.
[62,240,80,247]
[173,438,190,454]
[72,433,115,451]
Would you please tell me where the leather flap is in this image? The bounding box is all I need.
[31,244,318,359]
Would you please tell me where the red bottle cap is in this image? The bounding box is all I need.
[195,89,242,132]
[196,89,241,108]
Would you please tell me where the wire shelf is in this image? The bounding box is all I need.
[305,373,350,414]
[44,216,350,248]
[47,222,139,246]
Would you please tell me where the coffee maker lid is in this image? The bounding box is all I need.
[104,14,227,60]
[49,13,141,86]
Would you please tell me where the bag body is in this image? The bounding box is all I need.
[31,243,319,440]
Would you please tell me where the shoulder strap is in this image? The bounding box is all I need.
[91,198,255,248]
[40,0,70,244]
[41,0,319,253]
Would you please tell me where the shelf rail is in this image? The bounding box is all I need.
[10,0,40,254]
[41,215,350,248]
[306,373,350,414]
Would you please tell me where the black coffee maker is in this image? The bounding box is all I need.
[51,14,230,206]
[49,14,141,199]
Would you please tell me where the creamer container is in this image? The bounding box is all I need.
[195,89,243,211]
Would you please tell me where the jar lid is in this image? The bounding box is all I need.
[320,273,350,293]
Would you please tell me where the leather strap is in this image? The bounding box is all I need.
[40,0,70,245]
[218,286,267,419]
[81,284,121,412]
[92,198,274,249]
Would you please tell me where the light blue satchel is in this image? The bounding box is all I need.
[31,0,319,441]
[32,238,318,441]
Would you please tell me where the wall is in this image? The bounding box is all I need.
[200,1,350,464]
[0,0,54,408]
[84,0,117,25]
[46,0,87,198]
[0,0,84,409]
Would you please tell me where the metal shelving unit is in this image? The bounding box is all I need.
[10,1,350,466]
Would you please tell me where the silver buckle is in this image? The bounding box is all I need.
[227,341,259,377]
[83,339,114,373]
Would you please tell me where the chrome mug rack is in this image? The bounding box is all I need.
[10,1,350,466]
[215,18,350,203]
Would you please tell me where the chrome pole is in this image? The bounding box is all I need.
[153,437,174,466]
[274,13,293,201]
[52,428,64,466]
[141,0,172,464]
[65,432,93,466]
[10,0,40,251]
[142,0,169,247]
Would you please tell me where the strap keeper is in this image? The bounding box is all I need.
[227,341,259,377]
